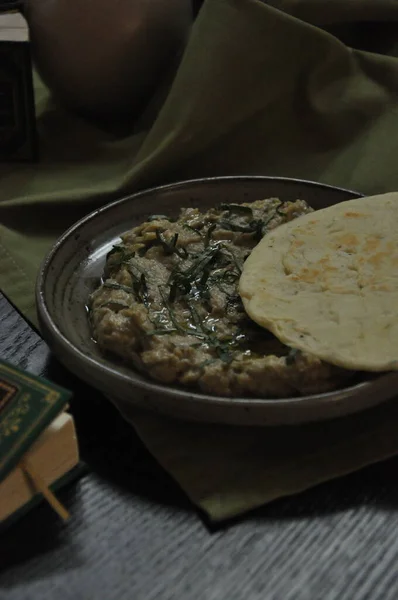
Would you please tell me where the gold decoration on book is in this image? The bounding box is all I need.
[0,394,30,437]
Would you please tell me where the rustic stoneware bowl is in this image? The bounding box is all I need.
[36,176,398,426]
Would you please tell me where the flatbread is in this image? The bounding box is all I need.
[239,193,398,372]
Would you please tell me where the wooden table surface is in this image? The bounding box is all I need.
[1,290,398,600]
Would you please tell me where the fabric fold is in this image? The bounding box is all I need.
[2,0,398,520]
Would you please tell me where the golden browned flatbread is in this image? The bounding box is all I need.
[239,193,398,372]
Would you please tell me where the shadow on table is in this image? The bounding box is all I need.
[43,356,192,513]
[39,355,398,532]
[0,483,85,580]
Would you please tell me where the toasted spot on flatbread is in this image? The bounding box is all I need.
[239,192,398,372]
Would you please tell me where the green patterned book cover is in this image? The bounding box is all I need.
[0,359,72,484]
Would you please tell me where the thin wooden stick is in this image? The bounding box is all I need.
[20,459,70,522]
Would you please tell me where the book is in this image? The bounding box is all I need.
[0,412,80,523]
[0,4,38,161]
[0,360,81,527]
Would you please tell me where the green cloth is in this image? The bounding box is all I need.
[130,402,398,521]
[2,0,398,520]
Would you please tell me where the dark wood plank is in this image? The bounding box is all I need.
[2,291,398,600]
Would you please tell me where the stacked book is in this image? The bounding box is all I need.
[0,360,81,527]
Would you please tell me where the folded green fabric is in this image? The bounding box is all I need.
[2,0,398,520]
[129,400,398,521]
